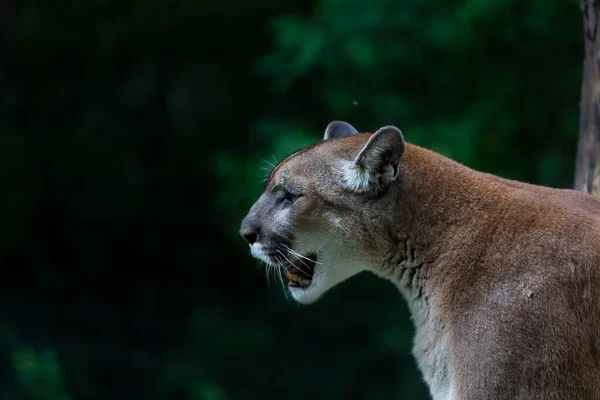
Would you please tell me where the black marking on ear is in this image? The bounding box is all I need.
[323,121,359,140]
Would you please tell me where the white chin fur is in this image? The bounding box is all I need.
[288,260,366,304]
[288,267,325,304]
[250,243,272,265]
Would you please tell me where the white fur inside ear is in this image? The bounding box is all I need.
[340,126,404,192]
[339,160,373,193]
[380,164,398,186]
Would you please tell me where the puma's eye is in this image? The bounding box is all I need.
[278,191,300,206]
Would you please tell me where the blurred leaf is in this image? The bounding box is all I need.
[12,347,71,400]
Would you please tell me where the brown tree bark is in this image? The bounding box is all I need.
[575,0,600,195]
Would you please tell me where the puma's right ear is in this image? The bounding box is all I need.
[340,125,405,193]
[323,121,359,140]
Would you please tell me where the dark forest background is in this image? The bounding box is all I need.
[0,0,584,399]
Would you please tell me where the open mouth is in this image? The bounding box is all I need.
[283,253,317,288]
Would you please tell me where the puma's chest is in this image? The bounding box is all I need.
[411,312,453,400]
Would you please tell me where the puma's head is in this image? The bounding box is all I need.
[240,121,406,304]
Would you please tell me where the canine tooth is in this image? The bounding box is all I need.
[288,272,300,282]
[300,277,311,285]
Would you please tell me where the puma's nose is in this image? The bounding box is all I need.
[240,218,259,245]
[240,227,257,245]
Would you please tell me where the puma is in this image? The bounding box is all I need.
[239,121,600,399]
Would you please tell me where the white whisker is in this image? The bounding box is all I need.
[284,248,311,270]
[280,243,322,265]
[332,218,349,234]
[261,158,277,170]
[279,232,291,241]
[276,249,310,275]
[276,260,291,302]
[260,159,277,184]
[263,261,272,286]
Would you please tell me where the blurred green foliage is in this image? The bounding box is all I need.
[0,0,583,399]
[11,347,71,400]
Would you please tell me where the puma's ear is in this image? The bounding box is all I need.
[341,125,406,193]
[323,121,359,140]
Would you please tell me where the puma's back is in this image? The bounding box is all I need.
[436,174,600,399]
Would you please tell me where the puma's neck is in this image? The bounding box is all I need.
[374,144,507,400]
[376,143,507,307]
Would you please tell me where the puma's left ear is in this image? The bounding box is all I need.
[323,121,359,140]
[341,125,406,193]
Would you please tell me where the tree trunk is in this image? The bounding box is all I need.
[575,0,600,195]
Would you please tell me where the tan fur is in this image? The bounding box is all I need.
[240,124,600,400]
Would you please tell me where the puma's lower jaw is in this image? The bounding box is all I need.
[288,265,325,304]
[289,258,367,304]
